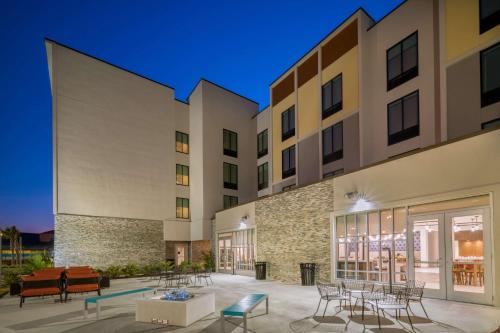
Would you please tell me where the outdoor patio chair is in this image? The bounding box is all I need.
[406,280,428,318]
[366,284,416,332]
[64,271,100,302]
[19,274,63,307]
[314,281,350,317]
[341,280,374,316]
[196,269,213,286]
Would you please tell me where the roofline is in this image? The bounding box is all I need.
[175,98,189,105]
[252,105,270,119]
[44,37,176,91]
[187,78,259,105]
[268,7,373,87]
[367,0,407,31]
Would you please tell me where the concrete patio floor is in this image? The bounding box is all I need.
[0,274,498,333]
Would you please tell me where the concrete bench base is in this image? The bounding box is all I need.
[136,292,215,327]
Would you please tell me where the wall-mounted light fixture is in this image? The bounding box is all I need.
[239,215,248,229]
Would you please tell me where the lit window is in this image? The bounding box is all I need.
[176,164,189,186]
[176,197,189,219]
[175,131,189,154]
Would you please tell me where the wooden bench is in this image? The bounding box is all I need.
[220,293,269,333]
[84,287,154,319]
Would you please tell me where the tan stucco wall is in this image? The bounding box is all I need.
[360,0,437,165]
[190,80,258,241]
[215,201,256,233]
[49,42,177,221]
[444,0,500,63]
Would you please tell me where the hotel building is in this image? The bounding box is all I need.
[46,0,500,306]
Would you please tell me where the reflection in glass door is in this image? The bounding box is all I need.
[445,209,491,304]
[218,235,233,274]
[409,208,492,304]
[408,214,446,299]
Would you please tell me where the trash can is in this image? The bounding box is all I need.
[255,262,267,280]
[299,263,316,286]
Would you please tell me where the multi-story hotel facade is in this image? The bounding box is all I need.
[46,0,500,306]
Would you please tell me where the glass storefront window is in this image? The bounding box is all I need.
[336,216,345,239]
[381,209,393,235]
[335,208,408,283]
[346,215,356,238]
[369,212,379,237]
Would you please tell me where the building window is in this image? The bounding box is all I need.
[482,117,500,130]
[176,164,189,186]
[480,0,500,34]
[257,129,268,158]
[176,131,189,154]
[281,106,295,141]
[481,42,500,107]
[282,145,296,179]
[223,195,238,209]
[387,32,418,91]
[176,197,189,219]
[334,208,408,283]
[223,162,238,190]
[322,74,343,119]
[322,122,343,164]
[387,91,419,145]
[223,129,238,158]
[257,162,269,190]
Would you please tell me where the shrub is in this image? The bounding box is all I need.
[104,265,122,279]
[25,254,52,271]
[122,263,140,277]
[202,250,215,272]
[178,261,190,272]
[1,266,32,287]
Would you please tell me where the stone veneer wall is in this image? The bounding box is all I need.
[54,214,166,268]
[255,179,334,283]
[191,240,211,263]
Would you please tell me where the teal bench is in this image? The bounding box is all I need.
[84,287,154,319]
[220,293,269,333]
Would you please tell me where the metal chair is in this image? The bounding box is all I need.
[314,281,350,317]
[366,285,415,332]
[406,280,428,318]
[196,269,213,286]
[341,280,374,317]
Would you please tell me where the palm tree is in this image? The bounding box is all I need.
[3,227,19,266]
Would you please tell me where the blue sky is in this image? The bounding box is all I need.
[0,0,402,232]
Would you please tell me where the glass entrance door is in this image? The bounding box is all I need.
[218,235,233,274]
[445,209,491,304]
[409,208,492,304]
[408,213,446,299]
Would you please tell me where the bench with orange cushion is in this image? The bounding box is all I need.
[20,275,63,307]
[65,272,101,302]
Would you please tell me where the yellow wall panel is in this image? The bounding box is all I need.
[321,46,359,128]
[298,75,319,139]
[445,0,500,63]
[272,93,296,183]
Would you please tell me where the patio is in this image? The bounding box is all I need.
[0,274,498,333]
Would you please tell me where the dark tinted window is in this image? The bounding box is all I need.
[387,32,418,90]
[322,74,342,119]
[257,162,269,190]
[223,195,238,209]
[223,129,238,157]
[257,129,268,158]
[281,106,295,141]
[223,162,238,190]
[480,0,500,33]
[282,145,296,179]
[481,43,500,107]
[388,91,419,145]
[322,122,343,164]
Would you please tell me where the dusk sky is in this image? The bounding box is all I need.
[0,0,402,233]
